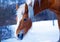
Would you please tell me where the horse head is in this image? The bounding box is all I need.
[16,3,32,40]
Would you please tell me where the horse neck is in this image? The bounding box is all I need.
[33,0,56,16]
[33,0,45,15]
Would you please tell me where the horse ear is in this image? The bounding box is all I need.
[25,3,28,14]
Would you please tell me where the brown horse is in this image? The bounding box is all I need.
[16,0,60,41]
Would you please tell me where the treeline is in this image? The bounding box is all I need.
[0,4,16,26]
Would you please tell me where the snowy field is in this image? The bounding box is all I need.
[2,20,59,42]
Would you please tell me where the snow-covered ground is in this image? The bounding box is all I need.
[2,20,59,42]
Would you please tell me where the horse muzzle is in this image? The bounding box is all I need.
[17,30,24,40]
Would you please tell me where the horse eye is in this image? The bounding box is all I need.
[24,18,27,22]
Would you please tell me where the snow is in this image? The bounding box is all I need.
[1,20,59,42]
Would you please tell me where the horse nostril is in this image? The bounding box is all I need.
[17,34,20,38]
[17,33,24,40]
[24,18,27,22]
